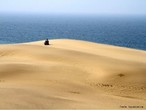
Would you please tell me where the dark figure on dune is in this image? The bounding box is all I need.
[44,39,49,45]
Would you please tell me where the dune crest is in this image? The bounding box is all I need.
[0,39,146,109]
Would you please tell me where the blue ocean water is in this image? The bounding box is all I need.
[0,14,146,50]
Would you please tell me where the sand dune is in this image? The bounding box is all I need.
[0,39,146,109]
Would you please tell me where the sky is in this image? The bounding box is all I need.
[0,0,146,15]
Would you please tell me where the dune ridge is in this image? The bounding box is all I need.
[0,39,146,109]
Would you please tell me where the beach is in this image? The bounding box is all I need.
[0,39,146,109]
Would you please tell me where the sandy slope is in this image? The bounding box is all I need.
[0,39,146,109]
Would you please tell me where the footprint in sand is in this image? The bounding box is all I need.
[0,80,5,83]
[68,91,80,94]
[87,81,113,88]
[117,73,125,77]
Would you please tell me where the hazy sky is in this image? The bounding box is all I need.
[0,0,146,15]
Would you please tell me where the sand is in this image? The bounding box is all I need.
[0,39,146,109]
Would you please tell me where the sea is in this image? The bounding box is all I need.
[0,14,146,50]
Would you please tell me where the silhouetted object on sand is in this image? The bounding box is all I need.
[44,39,49,45]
